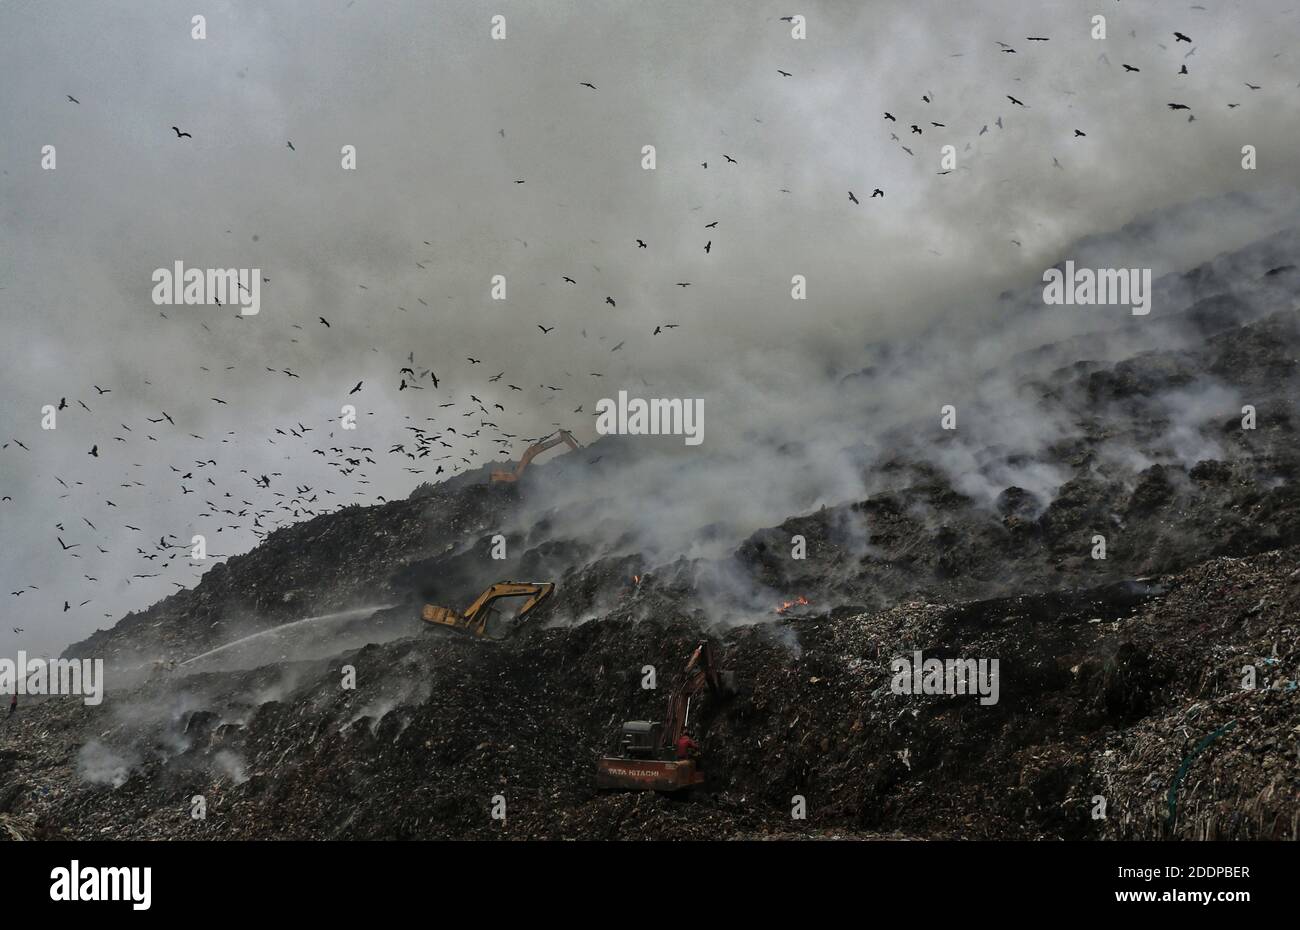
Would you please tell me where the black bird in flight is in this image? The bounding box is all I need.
[723,154,737,163]
[467,357,482,364]
[538,325,554,334]
[563,276,576,284]
[884,112,896,121]
[1007,95,1025,107]
[911,124,922,134]
[172,126,192,139]
[1174,32,1191,43]
[871,188,884,198]
[848,191,859,204]
[319,316,330,327]
[606,297,616,307]
[88,445,98,457]
[349,381,363,394]
[1123,64,1140,72]
[67,95,80,104]
[704,241,712,254]
[1167,103,1191,110]
[1073,129,1086,137]
[636,239,647,248]
[579,82,597,90]
[675,282,691,287]
[286,141,295,151]
[777,70,791,77]
[705,221,718,228]
[1245,82,1261,90]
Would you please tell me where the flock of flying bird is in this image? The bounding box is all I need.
[4,10,1284,640]
[864,24,1271,209]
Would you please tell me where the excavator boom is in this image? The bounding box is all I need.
[421,581,555,639]
[659,641,724,751]
[490,430,581,482]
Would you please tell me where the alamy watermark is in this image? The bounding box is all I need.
[151,261,261,315]
[0,653,104,706]
[890,650,1000,706]
[1042,261,1151,316]
[50,860,151,910]
[595,390,703,446]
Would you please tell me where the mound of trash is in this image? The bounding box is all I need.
[3,544,1296,840]
[6,233,1300,840]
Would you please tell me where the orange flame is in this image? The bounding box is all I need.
[775,595,810,614]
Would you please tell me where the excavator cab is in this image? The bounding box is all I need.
[421,581,556,640]
[619,721,663,759]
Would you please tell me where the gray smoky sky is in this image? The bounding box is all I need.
[2,0,1299,656]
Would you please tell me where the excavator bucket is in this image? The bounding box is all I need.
[421,581,555,640]
[420,604,459,626]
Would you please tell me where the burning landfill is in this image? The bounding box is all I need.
[2,5,1300,860]
[3,217,1299,841]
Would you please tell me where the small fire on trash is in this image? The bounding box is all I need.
[775,595,810,615]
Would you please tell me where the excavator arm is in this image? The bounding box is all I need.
[660,641,725,750]
[421,581,556,639]
[490,430,581,482]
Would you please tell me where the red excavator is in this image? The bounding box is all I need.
[596,641,733,793]
[490,429,581,483]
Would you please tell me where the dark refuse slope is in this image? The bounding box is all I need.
[4,231,1299,840]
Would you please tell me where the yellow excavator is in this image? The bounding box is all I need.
[421,582,556,640]
[490,430,581,483]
